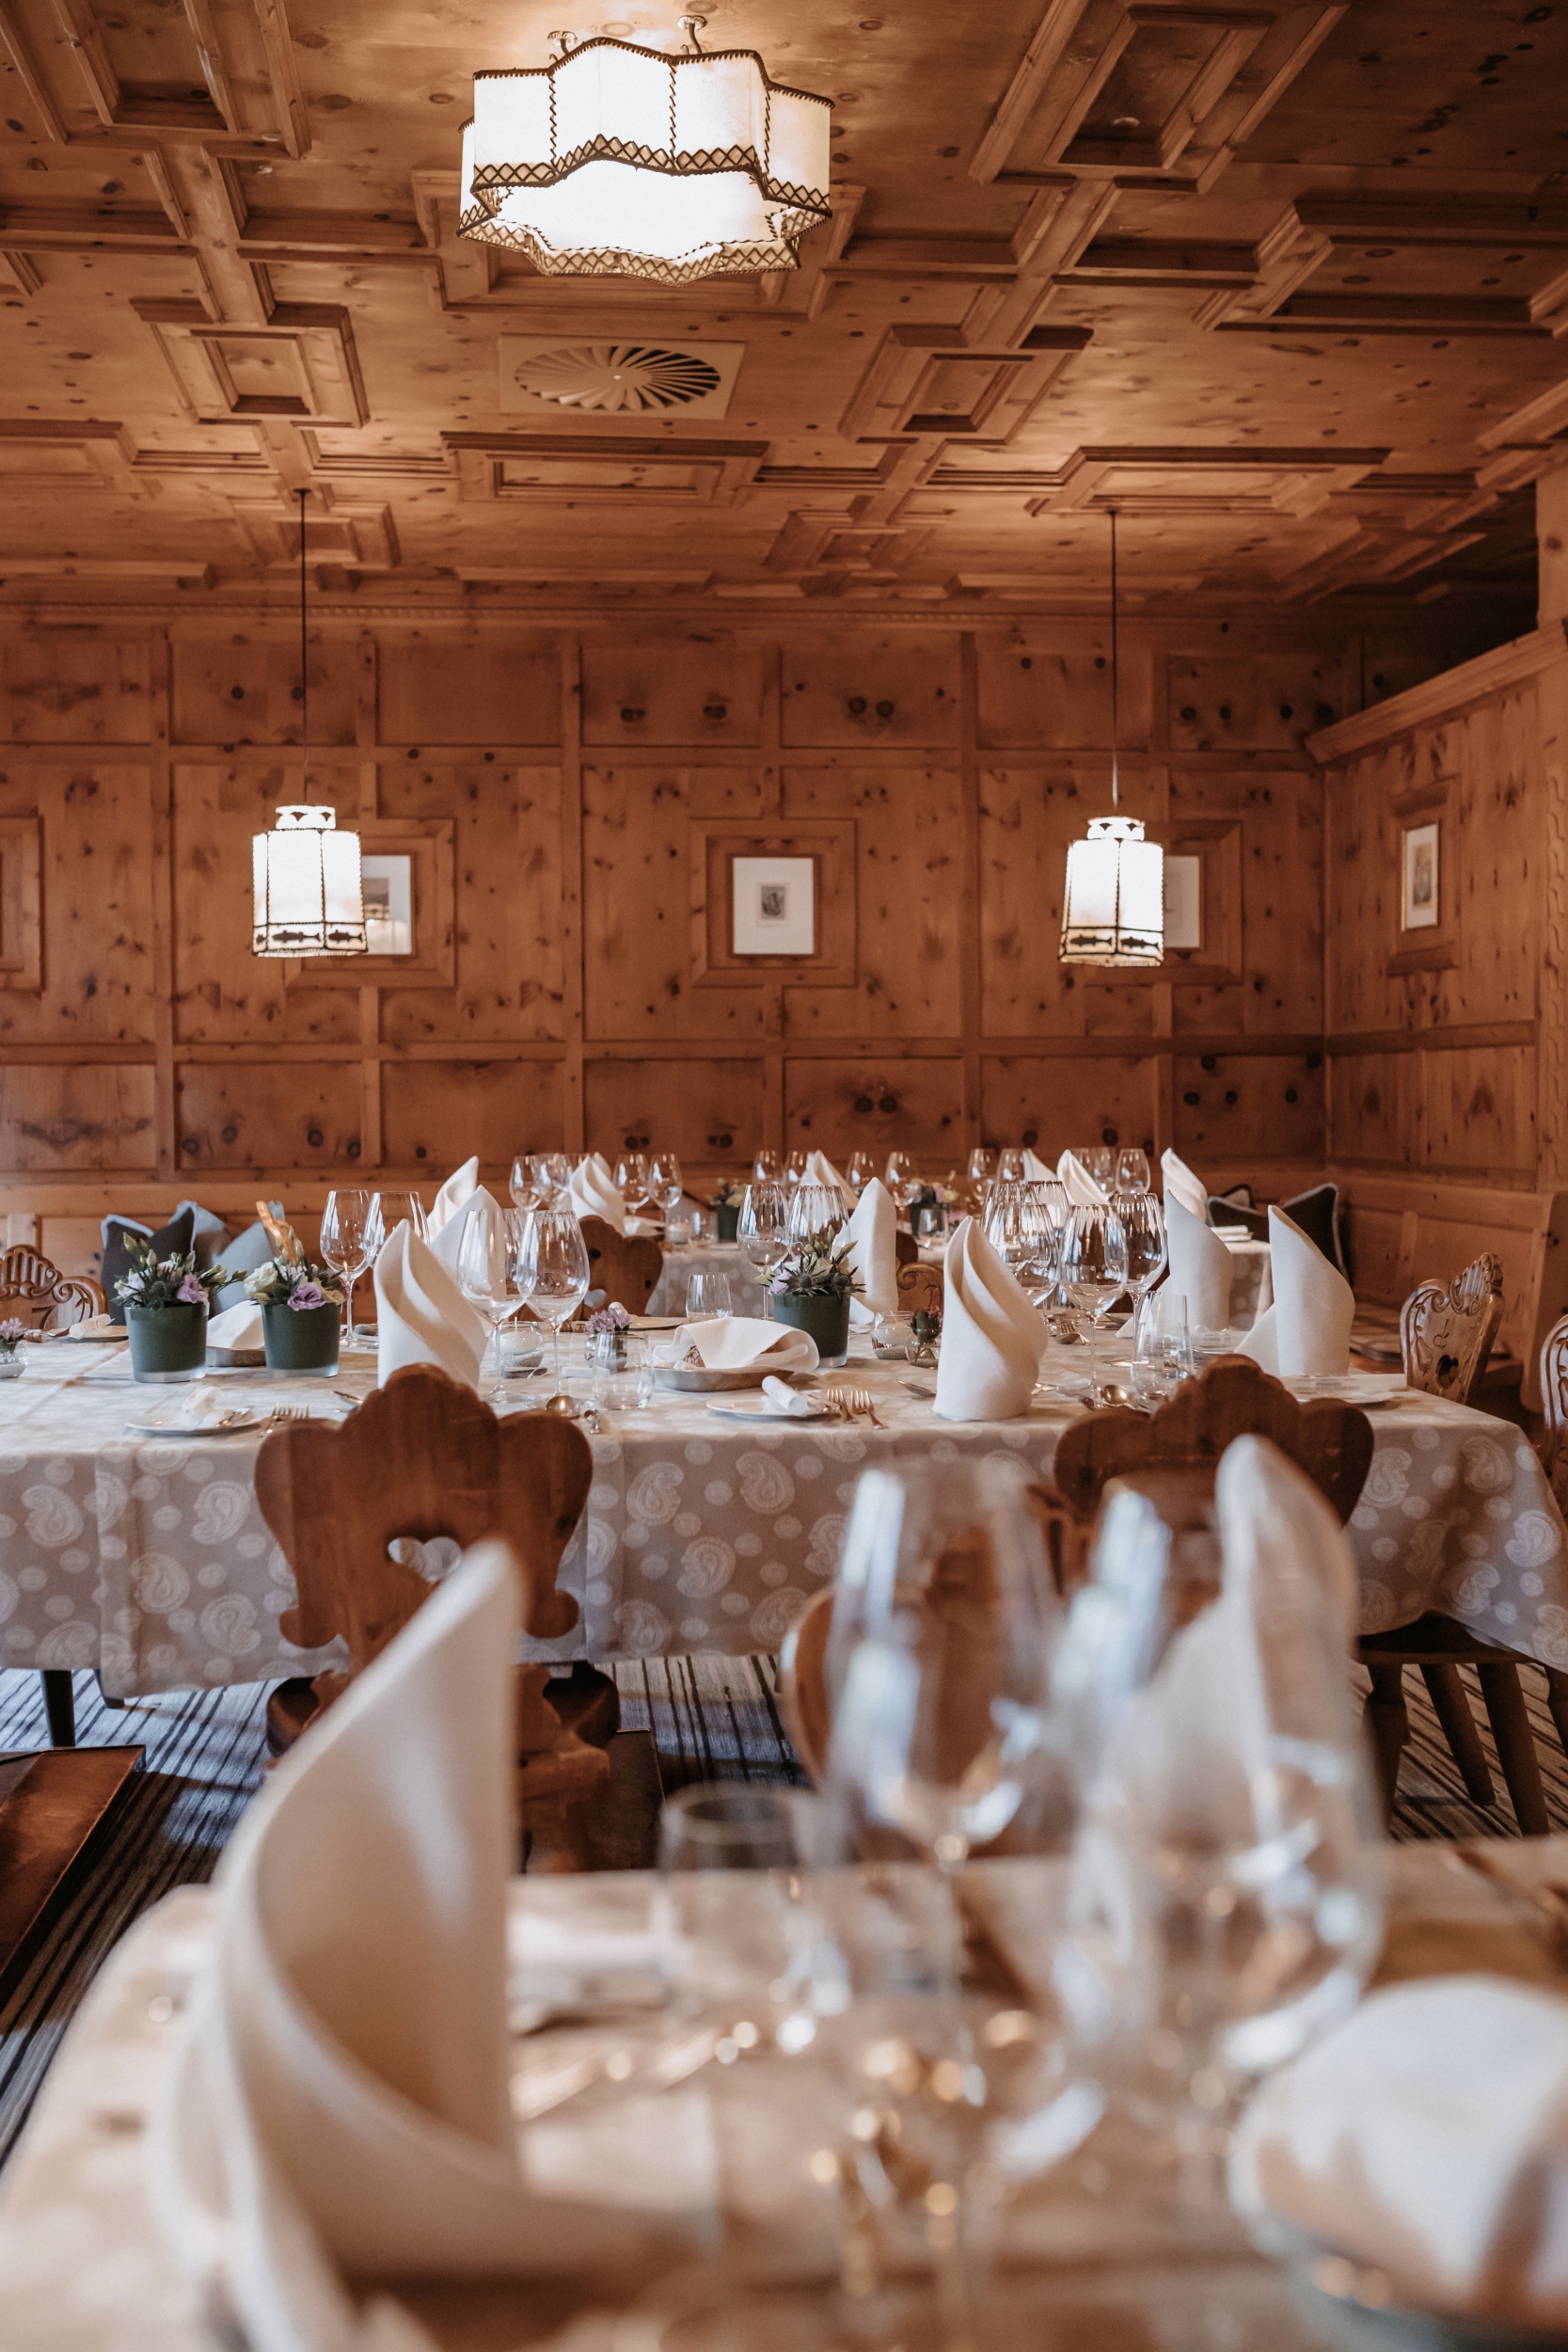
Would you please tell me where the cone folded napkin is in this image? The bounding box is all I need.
[1164,1194,1233,1335]
[428,1156,480,1238]
[1057,1152,1109,1207]
[843,1177,898,1329]
[568,1154,626,1235]
[802,1150,849,1196]
[150,1544,699,2352]
[1239,1205,1354,1377]
[374,1222,487,1391]
[1022,1148,1052,1181]
[934,1216,1043,1422]
[428,1186,503,1283]
[1159,1149,1209,1223]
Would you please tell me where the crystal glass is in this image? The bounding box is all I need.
[787,1180,849,1247]
[846,1148,878,1194]
[737,1180,789,1321]
[1081,1145,1118,1187]
[364,1189,427,1262]
[884,1150,919,1202]
[319,1187,373,1344]
[1114,1146,1152,1194]
[454,1206,531,1403]
[515,1207,590,1392]
[995,1147,1025,1182]
[1059,1202,1128,1406]
[613,1149,649,1210]
[967,1146,998,1184]
[752,1148,783,1184]
[685,1268,734,1319]
[982,1178,1047,1293]
[527,1152,572,1202]
[1132,1284,1192,1406]
[784,1148,808,1185]
[646,1149,684,1221]
[1119,1189,1167,1340]
[508,1155,544,1211]
[1023,1181,1065,1300]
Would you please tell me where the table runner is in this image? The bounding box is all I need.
[0,1347,1560,1696]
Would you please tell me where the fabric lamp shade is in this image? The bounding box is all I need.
[1059,815,1164,967]
[459,38,831,281]
[252,805,367,958]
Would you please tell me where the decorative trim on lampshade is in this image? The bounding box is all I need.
[1059,816,1164,967]
[458,38,832,282]
[253,806,367,958]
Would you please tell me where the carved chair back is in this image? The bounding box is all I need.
[1400,1252,1506,1406]
[572,1216,663,1320]
[0,1247,105,1331]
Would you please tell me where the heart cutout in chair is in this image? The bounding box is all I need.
[388,1534,464,1585]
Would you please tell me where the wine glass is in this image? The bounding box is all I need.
[995,1147,1024,1182]
[320,1187,373,1345]
[647,1150,684,1222]
[515,1208,590,1394]
[884,1150,919,1203]
[1081,1145,1117,1187]
[737,1181,789,1321]
[686,1269,734,1319]
[846,1149,878,1194]
[613,1149,649,1211]
[982,1179,1046,1291]
[1118,1189,1167,1343]
[1059,1202,1128,1406]
[967,1146,998,1184]
[784,1149,808,1186]
[528,1152,572,1202]
[509,1155,543,1212]
[454,1206,531,1403]
[787,1181,848,1246]
[1114,1146,1152,1194]
[752,1148,783,1184]
[364,1189,428,1262]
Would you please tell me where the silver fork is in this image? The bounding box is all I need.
[843,1384,883,1428]
[267,1404,309,1422]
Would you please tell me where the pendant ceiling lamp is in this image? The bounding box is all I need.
[1058,509,1164,969]
[458,16,832,283]
[251,490,366,960]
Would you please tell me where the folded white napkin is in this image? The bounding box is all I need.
[762,1375,816,1416]
[1239,1205,1353,1377]
[1022,1148,1051,1181]
[428,1154,480,1236]
[802,1149,848,1195]
[844,1176,898,1330]
[569,1154,626,1235]
[205,1300,264,1354]
[429,1185,504,1281]
[1057,1151,1109,1207]
[374,1222,487,1391]
[1164,1195,1232,1333]
[1160,1149,1209,1222]
[162,1381,240,1431]
[1231,1974,1568,2326]
[655,1318,819,1375]
[935,1216,1043,1422]
[66,1310,117,1339]
[150,1543,695,2350]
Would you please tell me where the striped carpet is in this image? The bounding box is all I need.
[2,1652,1567,2171]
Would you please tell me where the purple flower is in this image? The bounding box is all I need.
[176,1272,207,1306]
[769,1269,791,1295]
[288,1281,326,1312]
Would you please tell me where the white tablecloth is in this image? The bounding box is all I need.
[0,1345,1563,1694]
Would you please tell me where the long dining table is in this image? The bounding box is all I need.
[0,1337,1563,1699]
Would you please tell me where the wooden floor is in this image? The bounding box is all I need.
[0,1652,1563,2171]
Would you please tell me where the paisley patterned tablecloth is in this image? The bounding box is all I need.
[0,1346,1563,1697]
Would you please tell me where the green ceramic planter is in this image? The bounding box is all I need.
[125,1302,207,1384]
[262,1300,341,1375]
[714,1204,740,1243]
[772,1290,850,1366]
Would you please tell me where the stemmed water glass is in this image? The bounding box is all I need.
[846,1149,878,1194]
[528,1152,572,1202]
[1118,1188,1167,1343]
[784,1148,808,1185]
[613,1149,649,1212]
[454,1206,531,1403]
[320,1187,372,1346]
[967,1145,998,1184]
[982,1179,1048,1294]
[883,1150,918,1202]
[516,1208,590,1395]
[787,1180,848,1246]
[509,1155,543,1211]
[995,1147,1024,1182]
[737,1180,789,1319]
[1060,1201,1129,1406]
[752,1148,783,1184]
[1080,1145,1118,1188]
[647,1150,684,1225]
[1115,1146,1152,1194]
[364,1189,427,1260]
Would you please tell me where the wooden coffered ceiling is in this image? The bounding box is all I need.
[0,0,1560,615]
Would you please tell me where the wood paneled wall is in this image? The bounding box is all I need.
[0,608,1480,1237]
[1315,620,1568,1195]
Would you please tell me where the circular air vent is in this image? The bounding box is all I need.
[509,342,723,415]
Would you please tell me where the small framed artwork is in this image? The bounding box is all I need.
[1402,820,1439,931]
[733,855,816,957]
[1162,854,1203,953]
[360,855,414,956]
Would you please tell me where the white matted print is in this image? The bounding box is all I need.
[360,854,413,956]
[1402,821,1439,932]
[733,856,816,956]
[1163,854,1203,951]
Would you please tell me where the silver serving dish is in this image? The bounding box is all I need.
[654,1363,766,1393]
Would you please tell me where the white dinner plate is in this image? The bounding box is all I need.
[123,1409,266,1438]
[66,1328,124,1343]
[1290,1375,1411,1406]
[704,1395,834,1422]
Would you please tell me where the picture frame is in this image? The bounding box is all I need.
[1402,820,1439,932]
[732,855,816,957]
[359,854,414,956]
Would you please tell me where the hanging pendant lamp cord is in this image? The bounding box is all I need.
[297,486,309,805]
[1109,504,1118,812]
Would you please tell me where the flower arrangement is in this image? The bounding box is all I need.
[910,1181,948,1239]
[0,1316,29,1358]
[586,1302,631,1336]
[586,1298,631,1370]
[114,1243,231,1311]
[708,1179,743,1208]
[911,1182,947,1212]
[244,1256,345,1312]
[768,1226,863,1301]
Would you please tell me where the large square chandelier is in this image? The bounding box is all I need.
[458,22,832,283]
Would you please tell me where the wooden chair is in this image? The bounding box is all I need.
[894,1229,919,1268]
[254,1364,618,1869]
[571,1215,663,1320]
[1358,1254,1552,1833]
[895,1261,942,1317]
[0,1247,104,1331]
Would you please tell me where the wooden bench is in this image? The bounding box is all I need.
[0,1183,345,1291]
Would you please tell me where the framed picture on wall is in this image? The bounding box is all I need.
[1402,820,1439,932]
[733,855,816,956]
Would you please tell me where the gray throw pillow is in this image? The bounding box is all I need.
[210,1211,284,1313]
[172,1200,235,1274]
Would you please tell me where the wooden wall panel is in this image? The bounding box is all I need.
[1166,770,1323,1037]
[0,637,149,743]
[978,767,1162,1040]
[1329,1051,1414,1167]
[1168,651,1342,754]
[584,1057,766,1164]
[175,1064,358,1170]
[382,1059,562,1168]
[781,769,963,1041]
[581,634,764,748]
[1421,1045,1538,1176]
[781,636,960,750]
[0,1066,155,1170]
[171,630,356,746]
[377,764,564,1045]
[1173,1054,1325,1164]
[0,763,156,1043]
[974,628,1153,752]
[979,1055,1158,1156]
[375,631,562,746]
[785,1057,966,1166]
[171,763,362,1046]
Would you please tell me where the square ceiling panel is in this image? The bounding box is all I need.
[497,337,747,420]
